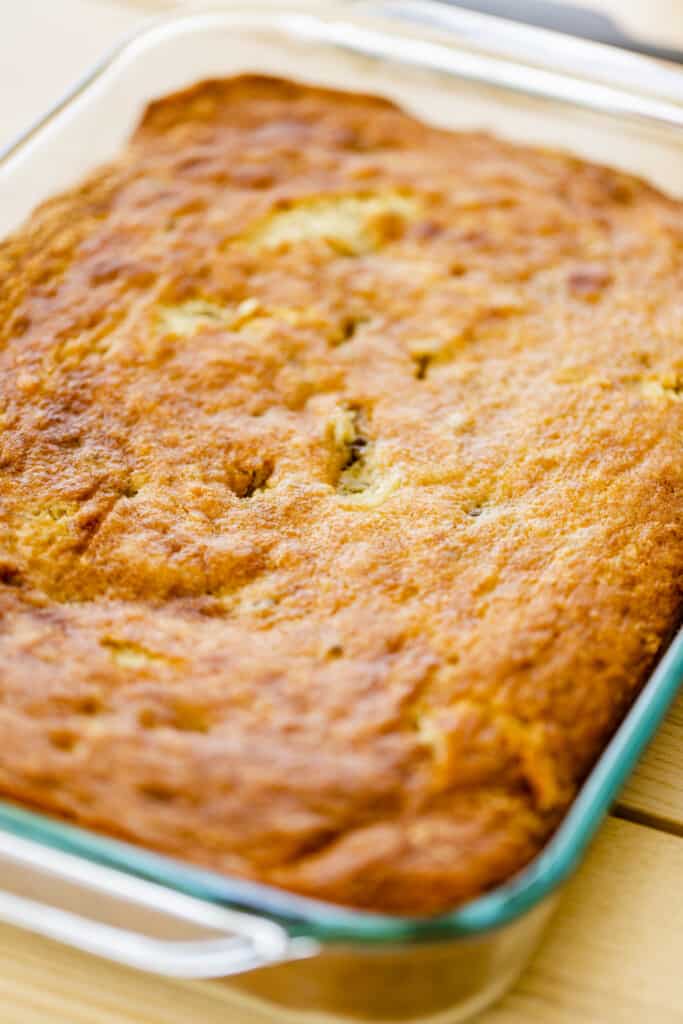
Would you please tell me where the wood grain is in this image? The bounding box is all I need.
[0,818,679,1024]
[617,692,683,833]
[485,816,683,1023]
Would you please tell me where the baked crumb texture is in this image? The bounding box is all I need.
[1,76,682,916]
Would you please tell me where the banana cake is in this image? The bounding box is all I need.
[1,76,682,915]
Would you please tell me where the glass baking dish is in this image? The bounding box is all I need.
[1,2,683,1020]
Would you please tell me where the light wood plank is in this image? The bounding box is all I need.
[617,692,683,832]
[0,817,679,1024]
[0,0,144,153]
[482,816,683,1023]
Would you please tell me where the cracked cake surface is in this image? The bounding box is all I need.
[1,75,683,914]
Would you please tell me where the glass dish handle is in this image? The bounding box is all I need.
[0,830,317,978]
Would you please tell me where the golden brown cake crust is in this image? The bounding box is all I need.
[1,75,683,915]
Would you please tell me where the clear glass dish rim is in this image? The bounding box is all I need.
[1,1,682,947]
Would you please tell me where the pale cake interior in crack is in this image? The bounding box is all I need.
[1,76,683,914]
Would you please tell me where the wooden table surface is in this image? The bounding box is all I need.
[2,2,683,1022]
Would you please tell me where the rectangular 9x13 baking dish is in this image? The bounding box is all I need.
[1,3,683,1021]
